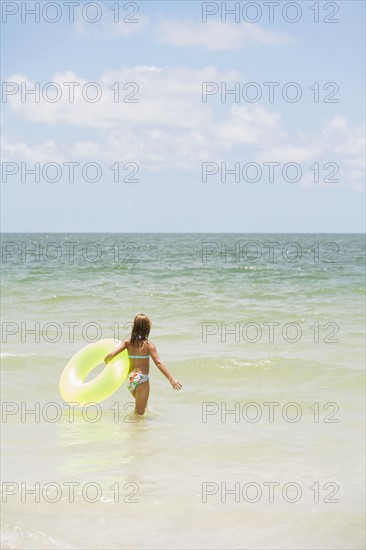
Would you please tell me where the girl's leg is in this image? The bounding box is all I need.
[127,386,136,411]
[134,381,150,415]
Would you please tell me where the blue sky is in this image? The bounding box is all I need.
[1,0,365,232]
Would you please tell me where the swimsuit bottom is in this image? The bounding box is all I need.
[127,372,150,392]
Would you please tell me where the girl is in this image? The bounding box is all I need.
[104,314,182,415]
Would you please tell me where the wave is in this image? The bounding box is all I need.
[0,523,73,550]
[38,295,85,303]
[0,353,38,358]
[177,355,366,382]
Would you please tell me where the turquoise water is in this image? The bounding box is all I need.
[1,233,365,549]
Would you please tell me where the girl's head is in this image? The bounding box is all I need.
[130,314,151,346]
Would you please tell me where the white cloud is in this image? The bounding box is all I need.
[156,18,291,50]
[257,145,313,163]
[216,105,286,146]
[71,12,290,49]
[1,138,64,164]
[257,116,365,190]
[323,117,365,169]
[74,12,147,38]
[3,66,364,190]
[4,66,242,131]
[73,141,100,157]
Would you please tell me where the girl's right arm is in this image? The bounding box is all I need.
[149,342,182,390]
[104,340,127,364]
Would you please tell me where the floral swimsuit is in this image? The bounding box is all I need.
[127,372,150,391]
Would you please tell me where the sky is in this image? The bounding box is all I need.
[1,0,365,233]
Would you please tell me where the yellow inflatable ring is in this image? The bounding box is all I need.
[59,339,129,405]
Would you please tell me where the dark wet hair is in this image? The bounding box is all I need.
[130,314,151,347]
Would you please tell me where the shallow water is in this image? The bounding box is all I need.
[1,234,365,549]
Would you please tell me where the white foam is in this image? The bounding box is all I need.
[0,353,37,358]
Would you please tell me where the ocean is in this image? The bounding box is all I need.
[1,233,365,549]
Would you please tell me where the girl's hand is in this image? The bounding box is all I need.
[170,378,182,390]
[104,354,113,364]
